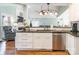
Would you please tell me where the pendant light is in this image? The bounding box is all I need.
[39,3,58,16]
[39,3,47,15]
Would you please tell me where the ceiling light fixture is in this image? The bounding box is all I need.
[39,3,58,16]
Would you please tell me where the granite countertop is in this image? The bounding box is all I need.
[17,30,70,33]
[68,32,79,37]
[16,30,79,37]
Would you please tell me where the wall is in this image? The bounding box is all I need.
[29,8,70,27]
[58,6,68,16]
[58,8,71,27]
[23,5,30,25]
[0,3,27,24]
[69,3,79,21]
[27,4,70,27]
[15,4,25,17]
[57,3,79,27]
[0,3,16,20]
[0,3,16,40]
[15,4,29,26]
[0,3,26,40]
[30,18,58,27]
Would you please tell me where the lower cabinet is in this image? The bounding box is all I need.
[15,33,33,50]
[66,33,75,55]
[15,33,52,50]
[15,32,79,54]
[74,37,79,55]
[33,33,52,50]
[65,33,79,55]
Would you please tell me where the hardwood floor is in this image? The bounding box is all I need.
[16,50,69,55]
[0,41,15,55]
[0,41,69,55]
[5,41,15,55]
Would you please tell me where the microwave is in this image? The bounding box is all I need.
[71,21,79,32]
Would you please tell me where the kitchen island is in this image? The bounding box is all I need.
[15,28,79,55]
[15,31,53,51]
[15,28,69,50]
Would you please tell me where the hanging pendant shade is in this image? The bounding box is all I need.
[39,3,58,16]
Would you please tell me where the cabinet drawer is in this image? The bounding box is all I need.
[16,39,32,43]
[16,43,32,46]
[33,33,52,39]
[16,36,32,40]
[16,37,32,41]
[15,42,32,44]
[16,33,32,37]
[15,39,32,42]
[16,42,32,48]
[33,36,52,40]
[16,45,32,48]
[33,33,52,36]
[16,35,32,39]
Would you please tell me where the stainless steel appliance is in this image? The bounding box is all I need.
[71,21,79,32]
[53,33,66,50]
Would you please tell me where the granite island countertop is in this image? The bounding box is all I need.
[16,29,79,37]
[16,30,70,33]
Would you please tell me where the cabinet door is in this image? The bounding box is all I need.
[66,34,75,55]
[75,37,79,54]
[15,33,33,49]
[33,33,52,50]
[33,33,44,49]
[42,33,52,49]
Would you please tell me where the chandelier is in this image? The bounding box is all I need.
[39,3,58,16]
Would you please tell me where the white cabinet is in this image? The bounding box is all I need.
[66,33,75,55]
[66,33,79,55]
[74,37,79,55]
[15,33,33,50]
[15,33,52,50]
[33,33,52,50]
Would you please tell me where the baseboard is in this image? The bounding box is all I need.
[53,50,65,51]
[15,48,52,52]
[65,50,70,55]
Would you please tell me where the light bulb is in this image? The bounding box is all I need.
[44,12,48,15]
[49,13,53,15]
[55,12,58,16]
[39,12,43,15]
